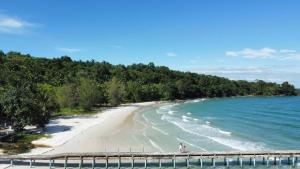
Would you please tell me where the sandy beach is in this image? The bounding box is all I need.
[26,101,157,155]
[1,102,159,169]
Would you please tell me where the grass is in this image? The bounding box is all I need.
[0,132,50,154]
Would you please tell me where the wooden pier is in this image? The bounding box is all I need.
[0,150,299,168]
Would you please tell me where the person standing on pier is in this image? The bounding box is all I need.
[179,143,183,153]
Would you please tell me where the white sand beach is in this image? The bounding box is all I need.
[27,101,157,155]
[1,102,159,169]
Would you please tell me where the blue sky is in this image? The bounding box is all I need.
[0,0,300,87]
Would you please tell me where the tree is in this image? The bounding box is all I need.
[159,83,177,100]
[56,84,79,108]
[125,81,143,102]
[0,50,5,63]
[107,77,124,106]
[37,83,60,116]
[78,78,101,111]
[0,84,54,131]
[280,82,297,96]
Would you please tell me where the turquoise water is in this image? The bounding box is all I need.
[134,96,300,152]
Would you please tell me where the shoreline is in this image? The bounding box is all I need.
[26,101,158,155]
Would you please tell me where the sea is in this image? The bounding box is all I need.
[133,96,300,153]
[129,96,300,168]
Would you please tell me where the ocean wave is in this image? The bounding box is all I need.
[162,113,263,151]
[207,136,265,151]
[149,139,164,152]
[185,98,207,104]
[142,114,157,126]
[168,110,174,115]
[182,115,194,122]
[217,129,231,136]
[159,103,178,110]
[142,131,147,138]
[182,118,189,122]
[142,114,150,123]
[151,126,169,136]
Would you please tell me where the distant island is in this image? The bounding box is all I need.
[0,50,298,133]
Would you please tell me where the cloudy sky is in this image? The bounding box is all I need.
[0,0,300,87]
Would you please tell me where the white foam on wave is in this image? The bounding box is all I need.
[142,132,164,152]
[151,126,169,136]
[149,139,164,152]
[161,113,263,151]
[182,119,189,122]
[207,136,265,151]
[142,114,150,123]
[168,110,174,115]
[185,98,207,104]
[217,129,231,136]
[176,137,207,151]
[159,104,178,110]
[150,102,264,152]
[182,115,194,122]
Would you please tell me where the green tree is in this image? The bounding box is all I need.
[78,78,101,111]
[280,82,297,96]
[0,85,53,131]
[0,50,5,63]
[107,77,124,106]
[56,84,78,108]
[37,83,60,116]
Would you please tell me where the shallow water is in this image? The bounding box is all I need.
[133,96,300,152]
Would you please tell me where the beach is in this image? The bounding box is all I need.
[26,101,158,155]
[0,102,159,169]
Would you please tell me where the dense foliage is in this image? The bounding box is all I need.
[0,51,298,131]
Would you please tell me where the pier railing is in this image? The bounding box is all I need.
[0,150,299,168]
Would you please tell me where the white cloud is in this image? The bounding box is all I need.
[226,47,276,58]
[189,65,300,87]
[226,47,300,60]
[56,47,83,53]
[166,52,177,57]
[0,14,38,34]
[279,49,296,53]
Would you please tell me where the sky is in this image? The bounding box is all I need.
[0,0,300,87]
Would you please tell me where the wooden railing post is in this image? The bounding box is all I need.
[79,156,83,168]
[30,159,32,168]
[131,155,134,168]
[92,156,95,169]
[199,156,203,168]
[106,155,108,169]
[64,156,68,169]
[173,155,176,169]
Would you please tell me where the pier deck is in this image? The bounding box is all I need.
[0,150,299,168]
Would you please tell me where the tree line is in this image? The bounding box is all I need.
[0,51,297,131]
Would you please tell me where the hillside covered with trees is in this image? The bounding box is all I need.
[0,51,298,131]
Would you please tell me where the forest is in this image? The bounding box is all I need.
[0,51,298,131]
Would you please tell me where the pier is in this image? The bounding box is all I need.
[0,150,299,168]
